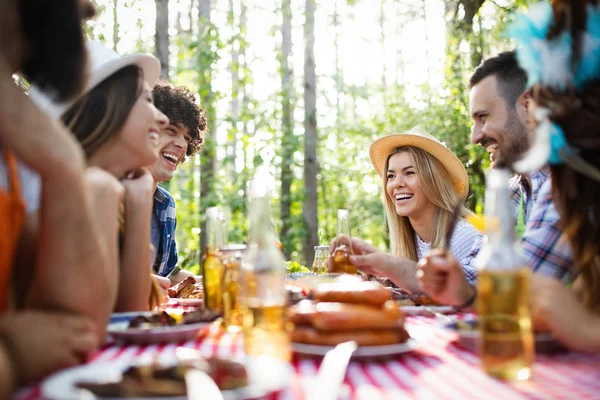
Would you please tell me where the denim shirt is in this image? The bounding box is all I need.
[151,186,178,277]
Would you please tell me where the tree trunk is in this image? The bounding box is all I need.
[228,0,239,181]
[280,0,294,260]
[303,0,318,265]
[198,0,216,257]
[155,0,169,79]
[113,0,119,51]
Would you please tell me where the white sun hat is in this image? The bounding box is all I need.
[28,41,160,119]
[369,126,469,200]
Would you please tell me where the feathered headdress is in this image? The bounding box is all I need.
[508,0,600,182]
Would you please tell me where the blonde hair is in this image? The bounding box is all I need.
[382,146,471,261]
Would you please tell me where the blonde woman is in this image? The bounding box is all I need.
[333,127,481,293]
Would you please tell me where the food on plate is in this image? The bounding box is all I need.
[292,326,408,346]
[286,285,307,306]
[128,312,177,329]
[126,309,221,329]
[168,276,203,300]
[289,280,408,347]
[285,260,310,274]
[77,357,248,397]
[312,281,392,307]
[311,301,402,331]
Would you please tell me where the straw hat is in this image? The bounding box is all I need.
[369,126,469,200]
[28,41,160,119]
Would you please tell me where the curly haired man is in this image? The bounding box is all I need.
[149,82,207,282]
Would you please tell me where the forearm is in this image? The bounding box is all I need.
[0,344,15,400]
[27,176,115,335]
[384,258,421,293]
[116,209,152,312]
[550,310,600,352]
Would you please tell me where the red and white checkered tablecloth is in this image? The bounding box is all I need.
[17,302,600,400]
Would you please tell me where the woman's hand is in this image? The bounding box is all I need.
[328,236,388,275]
[417,250,475,307]
[121,168,155,210]
[0,311,98,384]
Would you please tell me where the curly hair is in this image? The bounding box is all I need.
[152,82,208,157]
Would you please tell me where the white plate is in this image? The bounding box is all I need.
[170,297,204,306]
[292,326,432,359]
[107,315,211,344]
[41,355,293,400]
[292,338,421,358]
[400,306,455,315]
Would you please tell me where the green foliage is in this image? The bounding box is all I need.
[85,0,532,267]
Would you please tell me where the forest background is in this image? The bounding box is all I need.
[85,0,532,271]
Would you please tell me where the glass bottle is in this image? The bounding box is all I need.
[476,169,534,381]
[239,169,290,361]
[221,244,246,331]
[201,207,225,313]
[311,245,329,274]
[329,209,357,274]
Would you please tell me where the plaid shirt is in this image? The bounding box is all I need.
[151,186,178,277]
[509,168,574,281]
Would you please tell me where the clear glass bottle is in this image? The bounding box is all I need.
[201,207,225,313]
[239,170,290,361]
[221,244,246,331]
[329,209,357,274]
[476,169,534,381]
[311,245,329,274]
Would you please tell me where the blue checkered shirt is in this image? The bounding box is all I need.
[151,186,178,277]
[509,168,574,282]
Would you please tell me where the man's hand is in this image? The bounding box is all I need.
[417,250,475,307]
[0,312,98,384]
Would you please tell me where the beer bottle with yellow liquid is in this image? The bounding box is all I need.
[476,169,534,381]
[239,169,290,361]
[202,207,225,313]
[329,209,357,274]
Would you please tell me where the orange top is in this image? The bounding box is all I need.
[0,150,25,311]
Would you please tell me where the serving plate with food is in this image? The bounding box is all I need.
[168,276,203,306]
[41,351,293,400]
[289,278,430,359]
[107,309,221,344]
[442,316,566,353]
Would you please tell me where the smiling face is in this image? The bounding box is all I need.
[385,151,436,220]
[148,122,192,182]
[469,75,530,169]
[114,81,169,170]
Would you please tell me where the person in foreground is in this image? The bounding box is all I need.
[332,127,482,293]
[30,41,169,312]
[0,0,111,395]
[422,0,600,351]
[149,82,207,287]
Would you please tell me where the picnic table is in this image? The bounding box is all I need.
[17,302,600,400]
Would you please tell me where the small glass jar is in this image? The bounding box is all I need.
[312,246,330,274]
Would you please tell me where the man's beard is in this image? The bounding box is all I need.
[18,0,87,101]
[494,113,530,170]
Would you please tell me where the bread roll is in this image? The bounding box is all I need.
[292,326,409,346]
[312,281,391,306]
[312,301,403,331]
